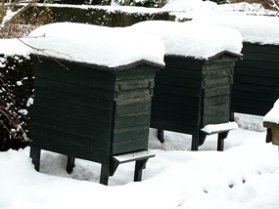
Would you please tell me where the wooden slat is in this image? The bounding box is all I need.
[36,60,115,90]
[151,100,200,116]
[203,76,231,88]
[243,43,279,55]
[263,122,279,129]
[112,138,148,155]
[234,75,279,86]
[165,56,204,69]
[115,65,157,81]
[155,74,202,88]
[115,98,151,115]
[152,92,200,105]
[204,85,231,97]
[113,125,149,143]
[35,78,115,100]
[154,84,202,97]
[114,112,150,128]
[32,120,111,141]
[150,118,197,134]
[242,52,279,63]
[204,94,230,106]
[32,130,110,163]
[235,66,279,78]
[158,67,202,79]
[115,78,153,91]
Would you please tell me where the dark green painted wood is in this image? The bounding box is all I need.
[31,57,159,171]
[263,122,279,129]
[232,42,279,116]
[151,54,237,147]
[156,74,202,88]
[154,84,202,97]
[204,85,231,97]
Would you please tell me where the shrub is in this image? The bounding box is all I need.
[0,55,35,150]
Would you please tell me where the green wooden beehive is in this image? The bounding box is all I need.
[232,43,279,116]
[27,22,165,184]
[131,21,242,151]
[151,53,238,150]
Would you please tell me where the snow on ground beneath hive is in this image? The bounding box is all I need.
[263,99,279,124]
[131,21,242,59]
[193,13,279,45]
[23,22,165,68]
[0,120,279,209]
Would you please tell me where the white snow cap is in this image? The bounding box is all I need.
[263,99,279,124]
[131,21,242,59]
[201,122,239,134]
[0,39,30,57]
[26,22,165,68]
[194,14,279,45]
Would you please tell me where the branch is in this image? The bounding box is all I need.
[1,0,36,28]
[16,37,71,70]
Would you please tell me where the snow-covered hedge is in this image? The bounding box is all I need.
[20,4,173,26]
[0,55,35,151]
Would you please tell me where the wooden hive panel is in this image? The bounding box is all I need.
[112,65,158,154]
[32,59,116,163]
[151,54,236,135]
[232,43,279,115]
[151,56,203,134]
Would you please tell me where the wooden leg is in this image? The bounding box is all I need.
[66,156,75,174]
[217,131,229,151]
[230,111,235,121]
[134,159,148,182]
[157,129,165,143]
[191,133,199,151]
[100,164,110,185]
[30,146,41,171]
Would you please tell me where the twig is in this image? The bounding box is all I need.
[16,37,71,70]
[1,0,37,28]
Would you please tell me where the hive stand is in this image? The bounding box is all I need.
[30,148,155,185]
[157,128,230,151]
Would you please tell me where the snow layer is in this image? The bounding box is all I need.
[0,39,30,57]
[0,124,279,209]
[201,122,238,134]
[194,14,279,45]
[26,22,165,68]
[163,0,217,11]
[131,21,242,59]
[263,99,279,124]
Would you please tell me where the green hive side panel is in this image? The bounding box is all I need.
[232,43,279,116]
[201,56,235,126]
[151,54,236,135]
[112,65,158,154]
[151,56,204,134]
[31,59,115,163]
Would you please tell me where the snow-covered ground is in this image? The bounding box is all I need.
[0,114,279,209]
[1,1,279,209]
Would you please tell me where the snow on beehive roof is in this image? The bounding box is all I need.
[131,21,242,59]
[264,99,279,124]
[194,14,279,45]
[26,22,165,68]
